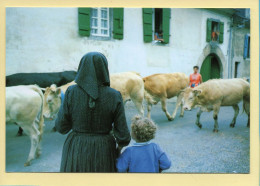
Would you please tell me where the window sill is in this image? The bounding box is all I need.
[152,40,168,46]
[88,35,112,41]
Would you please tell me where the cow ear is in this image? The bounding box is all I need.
[193,89,202,97]
[56,88,61,95]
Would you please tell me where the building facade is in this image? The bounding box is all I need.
[6,8,250,80]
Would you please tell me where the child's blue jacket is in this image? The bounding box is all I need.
[116,142,171,173]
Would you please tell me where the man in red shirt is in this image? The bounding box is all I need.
[189,66,203,88]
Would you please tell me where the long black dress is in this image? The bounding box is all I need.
[55,52,131,172]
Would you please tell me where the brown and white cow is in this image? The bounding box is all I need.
[6,85,44,166]
[43,71,145,121]
[143,73,189,120]
[182,78,250,132]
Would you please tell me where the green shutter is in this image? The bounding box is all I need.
[219,22,224,43]
[206,19,212,42]
[162,8,170,44]
[113,8,124,40]
[78,8,91,36]
[143,8,153,42]
[200,56,212,82]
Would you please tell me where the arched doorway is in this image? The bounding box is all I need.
[200,54,221,82]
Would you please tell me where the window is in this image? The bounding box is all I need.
[154,8,164,42]
[143,8,170,44]
[243,34,250,59]
[234,62,240,78]
[211,21,219,41]
[91,8,110,37]
[206,19,224,44]
[78,8,124,40]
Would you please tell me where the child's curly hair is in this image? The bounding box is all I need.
[131,115,157,143]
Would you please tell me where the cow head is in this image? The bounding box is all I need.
[43,84,62,120]
[182,87,202,111]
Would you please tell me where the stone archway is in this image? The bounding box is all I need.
[197,44,226,79]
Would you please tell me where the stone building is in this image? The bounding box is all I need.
[6,8,250,80]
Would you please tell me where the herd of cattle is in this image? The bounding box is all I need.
[5,71,250,166]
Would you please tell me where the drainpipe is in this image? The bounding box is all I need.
[227,16,233,79]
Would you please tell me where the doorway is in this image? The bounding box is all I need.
[200,54,221,82]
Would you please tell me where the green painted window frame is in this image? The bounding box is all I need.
[143,8,171,44]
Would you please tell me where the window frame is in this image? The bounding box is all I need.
[209,18,221,43]
[90,8,110,38]
[152,8,168,46]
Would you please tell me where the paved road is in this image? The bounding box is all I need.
[6,100,249,173]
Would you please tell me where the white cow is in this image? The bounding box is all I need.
[6,85,44,166]
[182,78,250,132]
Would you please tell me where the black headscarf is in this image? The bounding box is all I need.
[75,52,110,108]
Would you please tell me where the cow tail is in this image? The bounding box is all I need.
[144,90,156,105]
[31,85,45,138]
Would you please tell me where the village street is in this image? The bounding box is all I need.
[6,100,249,173]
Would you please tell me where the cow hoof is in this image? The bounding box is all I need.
[196,123,202,129]
[51,127,57,132]
[16,133,23,137]
[179,114,184,118]
[24,161,31,167]
[230,124,235,128]
[168,117,174,121]
[36,151,41,158]
[213,129,219,133]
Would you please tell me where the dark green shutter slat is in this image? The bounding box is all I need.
[200,56,212,82]
[206,19,212,42]
[113,8,124,40]
[143,8,153,42]
[162,8,170,44]
[219,22,224,43]
[78,8,91,36]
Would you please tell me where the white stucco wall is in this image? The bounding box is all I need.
[6,8,232,78]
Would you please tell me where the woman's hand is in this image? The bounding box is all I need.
[116,146,123,157]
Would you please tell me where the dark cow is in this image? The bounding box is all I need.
[6,71,77,87]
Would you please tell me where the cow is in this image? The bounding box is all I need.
[42,72,145,132]
[6,71,77,87]
[110,72,144,116]
[6,85,44,166]
[143,73,189,121]
[182,78,250,132]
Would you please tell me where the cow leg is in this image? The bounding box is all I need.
[171,93,184,119]
[195,109,203,129]
[161,98,173,121]
[132,99,144,116]
[213,106,220,133]
[131,93,144,116]
[230,105,239,128]
[147,102,152,119]
[22,124,40,166]
[243,98,250,127]
[36,115,44,158]
[16,127,24,136]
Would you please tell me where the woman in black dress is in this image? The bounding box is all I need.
[55,52,131,172]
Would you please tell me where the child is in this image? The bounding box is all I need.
[116,115,171,173]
